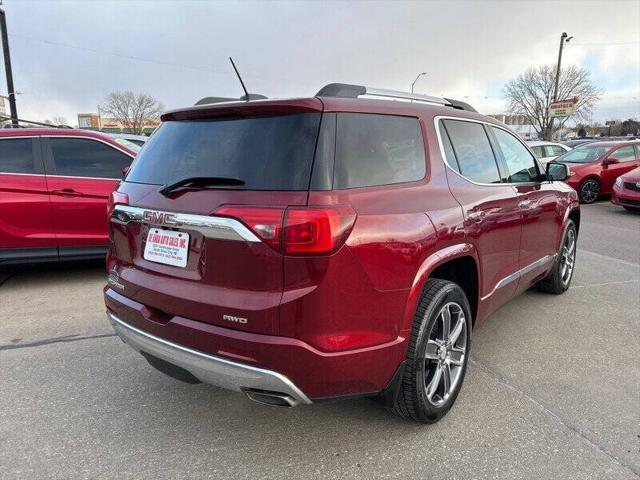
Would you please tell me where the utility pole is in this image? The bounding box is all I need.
[549,32,572,140]
[0,4,18,127]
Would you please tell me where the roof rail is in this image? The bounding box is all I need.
[316,83,477,112]
[0,115,74,129]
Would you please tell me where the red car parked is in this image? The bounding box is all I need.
[611,166,640,211]
[0,128,136,264]
[105,83,579,423]
[553,140,640,203]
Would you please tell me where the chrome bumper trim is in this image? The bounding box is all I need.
[110,204,261,242]
[108,313,311,406]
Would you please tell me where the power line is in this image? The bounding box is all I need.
[11,33,308,86]
[568,41,640,46]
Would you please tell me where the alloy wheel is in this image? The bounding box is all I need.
[560,228,576,285]
[423,302,467,407]
[580,180,600,203]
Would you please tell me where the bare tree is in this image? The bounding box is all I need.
[100,91,163,135]
[52,116,68,126]
[503,65,600,140]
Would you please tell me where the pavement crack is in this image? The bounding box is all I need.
[0,333,117,351]
[469,358,640,478]
[573,279,639,289]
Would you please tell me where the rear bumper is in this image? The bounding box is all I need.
[104,288,407,399]
[109,312,311,406]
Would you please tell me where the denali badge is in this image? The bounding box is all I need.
[143,210,177,226]
[223,314,248,324]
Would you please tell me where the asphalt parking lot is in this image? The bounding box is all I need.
[1,202,638,480]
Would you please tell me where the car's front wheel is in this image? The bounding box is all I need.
[579,179,600,203]
[391,278,472,423]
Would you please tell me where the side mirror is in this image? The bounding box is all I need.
[603,157,619,165]
[122,165,131,178]
[546,162,570,181]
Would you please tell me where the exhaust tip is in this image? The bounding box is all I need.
[243,389,300,407]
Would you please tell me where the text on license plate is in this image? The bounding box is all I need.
[143,228,189,268]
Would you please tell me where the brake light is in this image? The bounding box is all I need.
[107,191,129,216]
[215,206,284,251]
[214,205,356,255]
[283,207,356,255]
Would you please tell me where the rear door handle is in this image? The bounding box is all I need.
[467,210,485,221]
[518,199,533,210]
[52,188,83,198]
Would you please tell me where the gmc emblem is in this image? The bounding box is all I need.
[143,211,176,225]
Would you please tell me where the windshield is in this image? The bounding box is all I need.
[555,145,609,163]
[126,113,321,190]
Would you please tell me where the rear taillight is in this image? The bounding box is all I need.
[107,191,129,216]
[215,206,284,251]
[214,205,356,255]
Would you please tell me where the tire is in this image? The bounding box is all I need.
[579,179,600,204]
[391,278,472,423]
[536,219,577,294]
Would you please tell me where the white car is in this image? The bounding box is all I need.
[526,141,571,166]
[107,133,149,147]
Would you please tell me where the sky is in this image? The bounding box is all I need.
[2,0,639,126]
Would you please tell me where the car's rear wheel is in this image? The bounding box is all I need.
[391,278,472,423]
[536,219,577,294]
[579,179,600,204]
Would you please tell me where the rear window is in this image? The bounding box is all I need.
[126,113,321,190]
[333,113,425,189]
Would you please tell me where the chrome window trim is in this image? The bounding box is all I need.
[110,204,261,243]
[434,115,545,187]
[482,254,556,300]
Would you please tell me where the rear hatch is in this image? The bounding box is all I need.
[108,99,324,335]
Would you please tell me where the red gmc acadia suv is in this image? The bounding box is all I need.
[0,128,136,264]
[104,84,580,423]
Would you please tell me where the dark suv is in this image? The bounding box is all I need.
[105,84,579,423]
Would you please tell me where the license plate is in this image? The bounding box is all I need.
[143,228,189,267]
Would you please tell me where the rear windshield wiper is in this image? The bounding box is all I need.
[159,176,246,196]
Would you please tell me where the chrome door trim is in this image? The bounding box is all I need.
[483,254,556,300]
[110,204,261,242]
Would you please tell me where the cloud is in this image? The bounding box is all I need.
[2,0,639,123]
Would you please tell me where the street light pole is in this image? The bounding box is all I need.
[411,72,427,94]
[0,5,18,127]
[553,32,571,102]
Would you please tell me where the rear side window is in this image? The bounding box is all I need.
[442,119,501,184]
[0,138,36,174]
[126,113,321,190]
[333,113,425,189]
[49,138,132,179]
[530,145,545,158]
[547,145,567,157]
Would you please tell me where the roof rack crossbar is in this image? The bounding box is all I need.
[315,83,477,112]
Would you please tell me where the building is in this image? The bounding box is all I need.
[77,113,159,135]
[77,113,101,129]
[488,113,539,140]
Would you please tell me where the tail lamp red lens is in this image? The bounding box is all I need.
[107,191,129,216]
[214,205,356,255]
